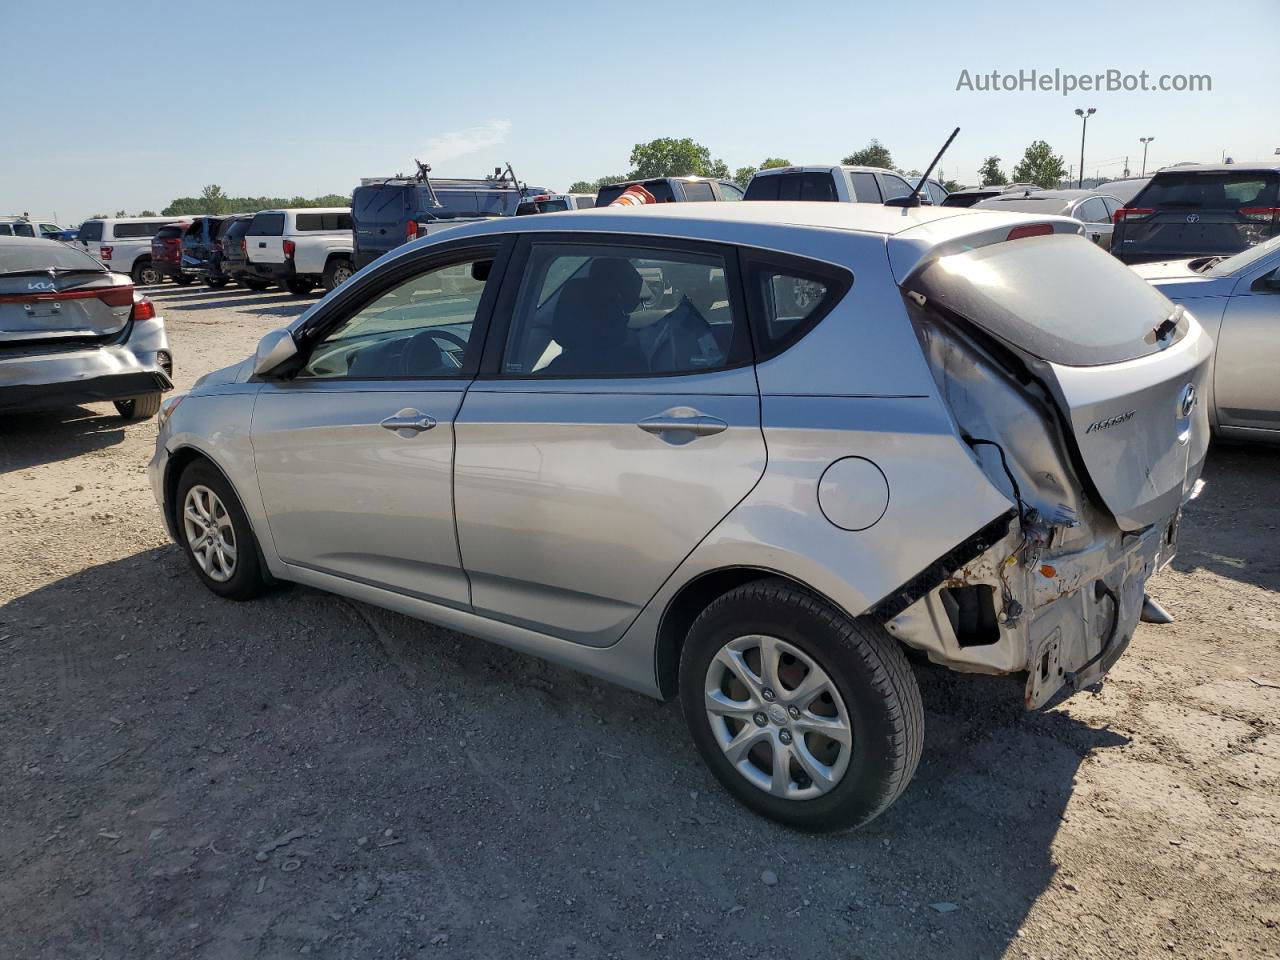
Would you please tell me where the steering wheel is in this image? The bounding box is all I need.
[423,329,469,352]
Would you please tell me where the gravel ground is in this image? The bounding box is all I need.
[2,283,1279,960]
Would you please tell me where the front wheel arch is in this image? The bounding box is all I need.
[162,447,275,580]
[654,566,855,701]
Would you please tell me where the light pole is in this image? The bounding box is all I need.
[1075,107,1096,188]
[1139,137,1154,177]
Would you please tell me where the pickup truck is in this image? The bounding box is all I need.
[76,216,190,285]
[244,208,354,295]
[595,177,744,205]
[743,165,915,204]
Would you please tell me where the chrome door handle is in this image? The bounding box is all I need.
[380,409,437,436]
[637,408,728,440]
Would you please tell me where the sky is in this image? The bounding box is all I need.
[2,0,1276,225]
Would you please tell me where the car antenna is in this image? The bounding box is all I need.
[885,127,960,208]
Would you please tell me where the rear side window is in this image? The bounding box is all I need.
[849,173,881,202]
[78,220,104,241]
[248,213,285,236]
[295,212,354,231]
[113,221,168,239]
[681,181,715,202]
[926,182,948,205]
[595,181,677,205]
[0,224,10,236]
[1136,172,1279,210]
[1077,198,1109,223]
[743,174,780,201]
[911,233,1185,366]
[573,196,596,209]
[718,181,744,201]
[13,223,35,237]
[743,253,853,359]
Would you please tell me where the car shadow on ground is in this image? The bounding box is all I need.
[1171,441,1280,593]
[172,294,305,312]
[0,543,1125,958]
[0,407,127,473]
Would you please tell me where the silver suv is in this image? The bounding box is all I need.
[149,202,1210,831]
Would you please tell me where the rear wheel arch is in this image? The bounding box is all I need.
[654,567,854,700]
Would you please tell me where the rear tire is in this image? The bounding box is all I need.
[322,257,354,292]
[175,460,269,601]
[678,578,924,832]
[132,260,161,286]
[206,276,230,289]
[114,393,162,420]
[285,277,316,296]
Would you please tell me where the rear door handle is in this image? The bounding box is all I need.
[380,409,437,436]
[637,408,728,440]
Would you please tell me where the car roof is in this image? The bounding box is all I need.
[257,207,351,214]
[1152,162,1280,174]
[0,234,67,248]
[752,165,899,177]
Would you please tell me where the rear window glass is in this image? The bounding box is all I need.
[0,240,106,273]
[1136,172,1279,210]
[912,233,1184,366]
[155,226,185,239]
[78,220,104,241]
[113,221,169,239]
[743,174,780,201]
[354,185,410,222]
[595,181,677,205]
[573,196,596,209]
[248,213,285,236]
[295,212,353,231]
[224,219,251,240]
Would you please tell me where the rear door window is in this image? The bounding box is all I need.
[849,173,881,202]
[743,174,781,201]
[911,233,1185,366]
[880,175,912,200]
[717,181,745,201]
[681,181,715,202]
[78,221,104,241]
[12,223,35,237]
[248,213,285,236]
[1077,198,1109,223]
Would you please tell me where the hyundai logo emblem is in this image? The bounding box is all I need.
[1186,213,1200,223]
[1178,384,1197,418]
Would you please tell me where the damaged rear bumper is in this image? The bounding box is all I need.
[886,509,1180,709]
[0,337,173,413]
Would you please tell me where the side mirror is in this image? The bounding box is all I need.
[252,328,298,377]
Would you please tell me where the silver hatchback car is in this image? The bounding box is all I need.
[149,203,1210,831]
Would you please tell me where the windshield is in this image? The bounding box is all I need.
[1205,234,1280,276]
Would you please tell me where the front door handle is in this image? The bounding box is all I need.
[380,408,437,437]
[637,407,728,442]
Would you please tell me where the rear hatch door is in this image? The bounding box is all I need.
[246,212,286,264]
[910,232,1212,531]
[151,225,185,265]
[1116,170,1280,258]
[353,184,412,266]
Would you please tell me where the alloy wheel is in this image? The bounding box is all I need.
[704,634,852,800]
[182,484,237,582]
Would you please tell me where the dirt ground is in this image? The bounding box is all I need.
[2,283,1278,960]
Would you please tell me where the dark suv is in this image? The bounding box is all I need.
[217,216,268,290]
[180,216,226,287]
[595,177,744,205]
[150,222,194,285]
[1112,163,1280,263]
[352,176,533,270]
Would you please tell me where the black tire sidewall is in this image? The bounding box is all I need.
[679,585,914,832]
[174,461,265,600]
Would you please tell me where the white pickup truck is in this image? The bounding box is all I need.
[75,216,186,285]
[244,208,355,295]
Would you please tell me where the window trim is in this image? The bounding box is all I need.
[263,237,512,384]
[477,231,755,381]
[739,249,854,363]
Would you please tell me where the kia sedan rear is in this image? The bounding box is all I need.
[0,236,172,418]
[149,203,1208,831]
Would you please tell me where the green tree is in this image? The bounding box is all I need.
[842,139,893,169]
[705,157,730,180]
[978,156,1008,186]
[199,184,229,215]
[567,180,596,193]
[942,179,960,193]
[629,137,718,178]
[1011,141,1067,189]
[137,209,157,217]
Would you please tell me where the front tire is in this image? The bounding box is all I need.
[114,393,162,420]
[678,579,923,832]
[175,460,268,600]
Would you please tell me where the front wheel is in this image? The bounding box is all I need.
[175,460,268,600]
[679,579,923,832]
[131,260,161,286]
[114,393,162,420]
[322,258,354,292]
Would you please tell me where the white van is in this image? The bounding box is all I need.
[76,217,188,285]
